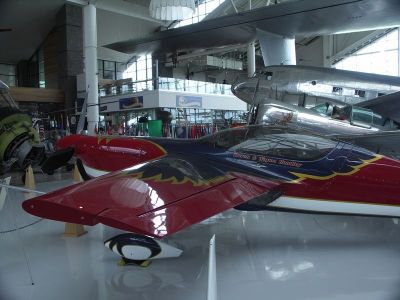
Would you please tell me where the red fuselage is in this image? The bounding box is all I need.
[55,131,400,218]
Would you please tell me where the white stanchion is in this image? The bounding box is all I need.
[207,234,217,300]
[0,176,11,210]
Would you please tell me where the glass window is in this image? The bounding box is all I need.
[351,107,373,125]
[0,82,18,108]
[174,0,226,28]
[104,61,115,71]
[103,70,115,80]
[123,62,137,80]
[312,103,333,116]
[372,113,385,126]
[116,62,126,72]
[137,58,146,70]
[232,133,336,161]
[334,29,399,76]
[202,126,336,161]
[0,64,16,75]
[0,64,17,87]
[0,75,16,87]
[137,69,147,81]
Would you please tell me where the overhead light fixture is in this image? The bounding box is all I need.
[150,0,195,21]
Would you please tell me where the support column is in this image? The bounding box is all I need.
[398,27,400,76]
[323,35,334,67]
[152,58,159,90]
[83,3,99,135]
[247,42,256,77]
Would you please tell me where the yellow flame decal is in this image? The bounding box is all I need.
[97,136,117,144]
[127,172,234,187]
[289,155,382,184]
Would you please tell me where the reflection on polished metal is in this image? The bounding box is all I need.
[232,65,400,107]
[4,181,400,299]
[256,101,397,135]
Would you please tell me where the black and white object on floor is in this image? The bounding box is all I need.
[104,233,182,266]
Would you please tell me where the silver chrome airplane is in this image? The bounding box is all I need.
[230,65,400,158]
[243,88,400,159]
[255,100,400,135]
[232,65,400,128]
[232,65,400,108]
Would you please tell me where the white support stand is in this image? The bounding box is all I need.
[0,176,11,211]
[247,42,256,77]
[207,234,217,300]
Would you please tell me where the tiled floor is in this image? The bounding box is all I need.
[1,174,400,300]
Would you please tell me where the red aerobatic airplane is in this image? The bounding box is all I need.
[23,125,400,265]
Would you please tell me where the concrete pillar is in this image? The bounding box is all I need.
[83,4,99,135]
[152,58,159,90]
[247,42,256,77]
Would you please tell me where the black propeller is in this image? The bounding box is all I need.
[41,147,74,174]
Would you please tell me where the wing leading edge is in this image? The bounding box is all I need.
[358,91,400,123]
[23,156,280,238]
[105,0,400,57]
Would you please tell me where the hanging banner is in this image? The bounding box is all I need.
[119,96,144,109]
[176,95,202,108]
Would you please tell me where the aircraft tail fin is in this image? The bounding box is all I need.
[257,29,296,66]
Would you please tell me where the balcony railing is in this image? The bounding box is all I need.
[99,77,232,97]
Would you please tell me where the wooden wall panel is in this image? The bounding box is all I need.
[10,87,64,103]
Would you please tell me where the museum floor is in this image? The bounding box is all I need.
[2,172,400,300]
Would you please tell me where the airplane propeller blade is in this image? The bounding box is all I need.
[41,147,74,174]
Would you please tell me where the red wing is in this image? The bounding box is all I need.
[23,157,280,238]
